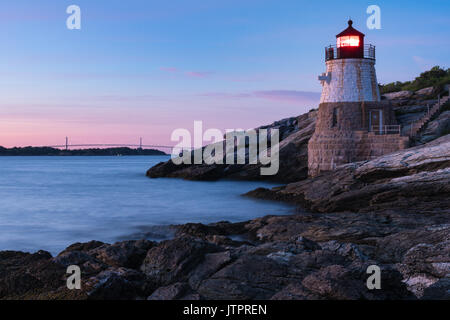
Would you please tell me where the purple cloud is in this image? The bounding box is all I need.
[252,90,320,103]
[199,90,320,103]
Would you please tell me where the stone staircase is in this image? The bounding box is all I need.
[408,95,450,138]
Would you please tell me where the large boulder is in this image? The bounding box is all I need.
[246,134,450,213]
[140,237,221,286]
[301,263,412,300]
[0,250,82,299]
[419,111,450,144]
[85,267,149,300]
[383,90,413,100]
[146,111,317,183]
[414,86,434,97]
[89,240,155,269]
[197,255,290,299]
[147,282,191,300]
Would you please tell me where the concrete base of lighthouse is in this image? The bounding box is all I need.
[307,101,409,177]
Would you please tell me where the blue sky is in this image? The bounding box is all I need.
[0,0,449,146]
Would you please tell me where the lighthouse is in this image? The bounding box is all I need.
[319,20,379,103]
[308,20,409,177]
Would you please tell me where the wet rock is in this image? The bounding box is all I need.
[53,250,98,267]
[89,240,155,269]
[0,251,66,299]
[374,226,450,264]
[301,265,361,299]
[244,238,321,260]
[301,263,413,300]
[188,251,233,289]
[320,241,369,262]
[86,267,148,300]
[1,207,448,300]
[197,255,289,300]
[288,250,351,274]
[147,282,190,300]
[271,283,322,300]
[244,212,398,244]
[58,241,105,255]
[140,237,221,286]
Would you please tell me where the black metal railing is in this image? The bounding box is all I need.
[325,44,376,61]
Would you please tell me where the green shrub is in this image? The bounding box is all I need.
[379,66,450,95]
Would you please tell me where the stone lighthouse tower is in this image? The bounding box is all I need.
[308,20,408,176]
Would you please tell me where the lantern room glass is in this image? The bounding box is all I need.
[337,36,360,48]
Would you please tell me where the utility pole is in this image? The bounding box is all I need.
[65,137,69,151]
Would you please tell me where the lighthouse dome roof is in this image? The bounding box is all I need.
[336,20,365,38]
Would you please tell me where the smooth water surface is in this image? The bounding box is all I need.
[0,156,294,254]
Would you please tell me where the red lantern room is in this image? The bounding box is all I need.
[325,20,375,61]
[336,19,364,59]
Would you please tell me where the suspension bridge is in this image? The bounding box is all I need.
[37,137,193,152]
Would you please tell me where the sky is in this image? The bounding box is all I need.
[0,0,449,147]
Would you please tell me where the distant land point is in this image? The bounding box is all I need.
[0,146,167,156]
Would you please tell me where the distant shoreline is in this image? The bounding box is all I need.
[0,146,168,156]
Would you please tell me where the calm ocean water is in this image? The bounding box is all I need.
[0,156,294,255]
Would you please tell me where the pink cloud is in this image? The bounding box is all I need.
[185,71,212,78]
[159,68,212,78]
[160,67,178,73]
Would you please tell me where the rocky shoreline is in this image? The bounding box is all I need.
[1,206,448,300]
[1,132,449,299]
[1,89,449,300]
[245,134,450,213]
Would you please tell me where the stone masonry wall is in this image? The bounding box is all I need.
[308,101,409,177]
[308,131,409,176]
[315,101,397,131]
